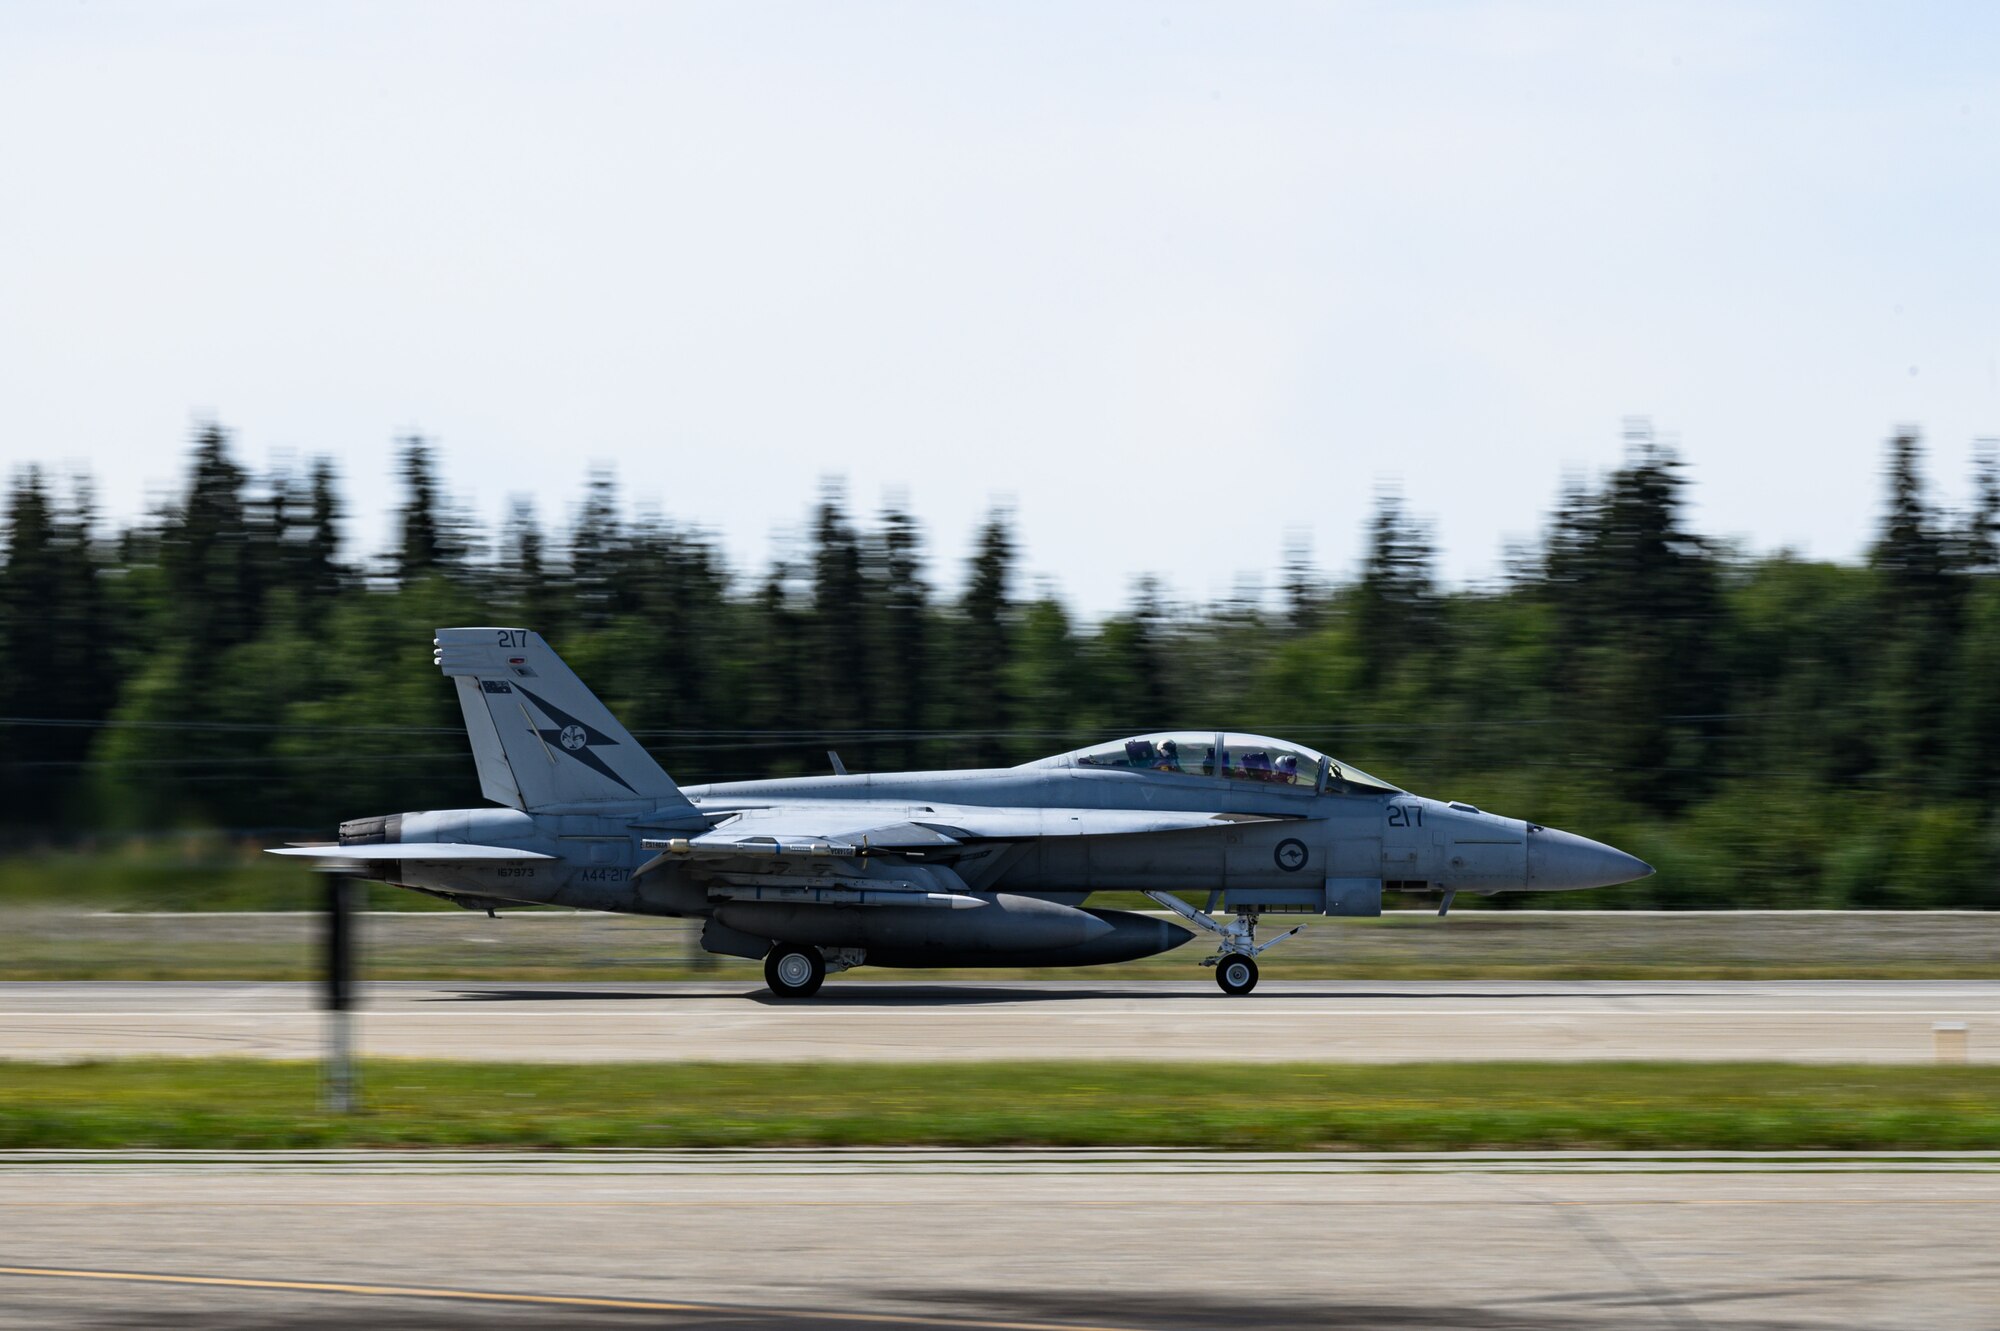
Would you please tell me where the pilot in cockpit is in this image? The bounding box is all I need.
[1153,738,1183,773]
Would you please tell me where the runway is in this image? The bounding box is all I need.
[1,1151,1996,1328]
[0,979,1991,1063]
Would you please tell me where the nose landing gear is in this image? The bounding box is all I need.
[1214,953,1259,995]
[1142,891,1305,996]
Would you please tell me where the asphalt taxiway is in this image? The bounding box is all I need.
[1,1151,1996,1329]
[0,979,1990,1063]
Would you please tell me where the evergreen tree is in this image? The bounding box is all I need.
[1965,440,1998,573]
[1008,594,1081,749]
[808,484,871,761]
[956,510,1016,765]
[395,436,457,582]
[1353,490,1440,688]
[1870,431,1966,788]
[567,468,621,627]
[1539,426,1721,807]
[160,422,264,658]
[303,458,345,606]
[500,498,555,629]
[625,515,729,743]
[747,561,809,772]
[0,468,108,820]
[1281,532,1326,630]
[872,503,929,769]
[1080,577,1173,740]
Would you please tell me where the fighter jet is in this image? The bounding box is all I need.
[271,628,1654,997]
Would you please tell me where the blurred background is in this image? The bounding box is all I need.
[1,421,1996,914]
[2,0,1997,916]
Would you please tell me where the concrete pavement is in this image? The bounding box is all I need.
[2,1150,1996,1328]
[0,979,1991,1062]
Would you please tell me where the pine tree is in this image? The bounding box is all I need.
[1538,425,1721,808]
[567,468,621,628]
[0,468,60,818]
[1083,576,1172,737]
[1870,431,1966,788]
[872,503,929,769]
[1281,532,1325,630]
[1,468,117,823]
[1353,490,1440,687]
[395,436,457,583]
[808,484,871,760]
[748,560,809,772]
[1966,440,1998,573]
[956,510,1016,765]
[501,498,555,629]
[303,458,345,606]
[161,422,263,658]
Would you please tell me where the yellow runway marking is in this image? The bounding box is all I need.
[0,1265,1147,1330]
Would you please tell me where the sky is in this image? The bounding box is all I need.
[2,1,1996,612]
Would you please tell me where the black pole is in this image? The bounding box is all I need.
[322,874,358,1112]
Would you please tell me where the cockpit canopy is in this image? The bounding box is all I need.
[1050,731,1399,795]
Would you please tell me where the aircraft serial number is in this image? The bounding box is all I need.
[1387,804,1424,828]
[494,629,529,648]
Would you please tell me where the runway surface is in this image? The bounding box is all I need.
[2,1150,1996,1328]
[0,979,1992,1063]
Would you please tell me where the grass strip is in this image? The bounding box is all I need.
[2,1059,1997,1152]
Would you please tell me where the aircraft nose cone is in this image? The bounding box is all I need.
[1528,827,1653,891]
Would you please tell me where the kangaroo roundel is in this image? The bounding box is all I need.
[559,724,588,752]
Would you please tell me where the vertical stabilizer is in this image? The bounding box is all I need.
[434,627,698,816]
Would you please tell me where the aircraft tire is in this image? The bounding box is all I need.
[765,945,827,998]
[1215,953,1258,996]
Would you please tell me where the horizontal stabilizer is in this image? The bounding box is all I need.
[265,844,557,862]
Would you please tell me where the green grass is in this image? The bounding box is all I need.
[0,842,457,912]
[2,1059,1996,1151]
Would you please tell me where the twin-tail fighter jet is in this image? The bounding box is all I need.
[272,629,1653,997]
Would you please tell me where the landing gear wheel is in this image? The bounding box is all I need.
[1215,953,1259,996]
[764,945,826,998]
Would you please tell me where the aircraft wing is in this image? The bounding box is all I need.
[643,805,1290,866]
[265,844,559,861]
[911,807,1289,841]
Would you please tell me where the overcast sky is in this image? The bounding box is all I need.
[2,1,1995,611]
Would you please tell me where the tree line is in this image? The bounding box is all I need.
[3,421,1997,908]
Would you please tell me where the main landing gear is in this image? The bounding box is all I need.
[1143,892,1306,996]
[764,945,825,999]
[762,945,863,998]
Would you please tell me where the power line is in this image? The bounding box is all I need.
[0,707,1872,739]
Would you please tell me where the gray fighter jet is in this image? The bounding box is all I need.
[271,628,1653,997]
